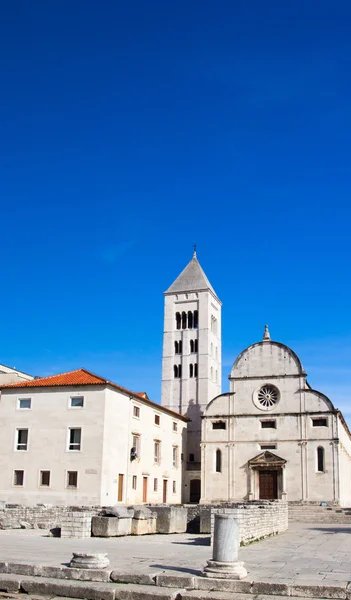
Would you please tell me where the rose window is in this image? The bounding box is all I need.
[257,385,279,408]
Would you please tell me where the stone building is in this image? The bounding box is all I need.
[0,364,34,385]
[201,326,351,507]
[161,251,221,503]
[0,369,187,506]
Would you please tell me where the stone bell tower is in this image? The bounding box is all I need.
[161,250,222,502]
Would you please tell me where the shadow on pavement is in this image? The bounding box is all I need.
[171,536,211,546]
[150,564,202,576]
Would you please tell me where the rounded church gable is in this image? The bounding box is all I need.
[231,341,305,379]
[205,393,232,417]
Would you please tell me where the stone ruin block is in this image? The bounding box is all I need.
[131,508,156,535]
[92,516,132,537]
[151,506,188,533]
[200,508,211,534]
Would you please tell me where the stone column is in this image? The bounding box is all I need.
[203,514,247,579]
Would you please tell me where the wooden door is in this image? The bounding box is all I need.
[163,479,168,503]
[259,470,278,500]
[190,479,201,503]
[143,477,148,502]
[118,474,124,502]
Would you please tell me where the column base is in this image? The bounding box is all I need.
[203,560,247,580]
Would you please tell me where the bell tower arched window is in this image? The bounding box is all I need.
[194,363,198,377]
[182,312,187,329]
[174,365,178,378]
[174,341,179,354]
[189,364,193,378]
[176,313,181,330]
[190,340,194,353]
[188,311,193,329]
[215,449,222,473]
[195,339,198,352]
[194,310,198,328]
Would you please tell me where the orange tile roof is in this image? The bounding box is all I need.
[0,368,189,421]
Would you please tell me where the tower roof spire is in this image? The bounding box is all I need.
[165,252,218,298]
[263,324,271,341]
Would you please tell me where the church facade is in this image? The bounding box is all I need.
[162,254,351,507]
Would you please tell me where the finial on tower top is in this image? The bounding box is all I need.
[193,242,197,257]
[263,324,271,341]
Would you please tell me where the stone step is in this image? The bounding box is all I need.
[0,570,348,600]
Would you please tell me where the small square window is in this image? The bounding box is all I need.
[67,471,78,488]
[14,470,24,486]
[155,414,160,426]
[154,478,158,492]
[312,418,328,427]
[68,428,81,451]
[18,398,31,409]
[189,453,194,462]
[212,421,226,430]
[16,428,28,451]
[132,475,137,490]
[173,422,178,432]
[172,480,176,494]
[260,444,277,450]
[40,471,50,486]
[70,396,84,408]
[261,420,276,429]
[133,406,140,418]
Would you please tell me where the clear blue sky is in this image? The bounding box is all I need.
[1,1,350,425]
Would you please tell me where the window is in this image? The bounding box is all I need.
[173,422,178,432]
[174,364,182,378]
[260,444,277,450]
[194,339,198,352]
[312,418,328,427]
[178,365,182,378]
[211,342,213,356]
[133,405,140,418]
[194,310,198,328]
[154,414,160,426]
[18,398,31,409]
[174,365,178,378]
[317,447,325,472]
[70,396,84,408]
[212,421,226,430]
[179,341,182,354]
[13,470,24,486]
[215,449,222,473]
[174,341,179,354]
[211,315,217,334]
[132,475,137,490]
[154,441,161,465]
[257,385,279,409]
[189,364,193,378]
[16,428,28,451]
[176,312,181,329]
[211,366,213,380]
[194,363,198,377]
[68,428,81,451]
[173,446,179,468]
[215,370,218,383]
[67,471,78,488]
[261,420,276,429]
[154,478,158,492]
[172,480,176,494]
[188,311,193,329]
[132,434,141,457]
[189,453,194,462]
[182,311,187,329]
[190,340,194,353]
[40,471,50,486]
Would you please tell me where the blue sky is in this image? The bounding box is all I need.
[0,1,350,425]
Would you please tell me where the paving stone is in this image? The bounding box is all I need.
[156,574,195,589]
[194,577,252,594]
[290,583,347,599]
[20,576,117,600]
[251,581,290,595]
[113,583,181,600]
[110,570,160,585]
[180,591,252,599]
[0,574,22,593]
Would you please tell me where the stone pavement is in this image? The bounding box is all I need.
[0,523,350,587]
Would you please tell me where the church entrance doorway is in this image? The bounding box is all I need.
[259,470,278,500]
[190,479,201,503]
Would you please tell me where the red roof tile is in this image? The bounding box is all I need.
[0,368,189,421]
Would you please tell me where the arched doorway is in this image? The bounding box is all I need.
[189,479,201,503]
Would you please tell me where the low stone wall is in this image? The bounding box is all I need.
[210,501,288,544]
[0,505,101,530]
